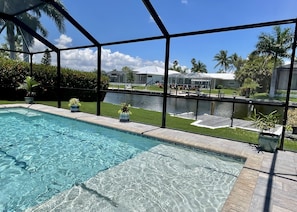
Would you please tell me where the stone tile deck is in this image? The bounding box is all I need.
[1,104,297,211]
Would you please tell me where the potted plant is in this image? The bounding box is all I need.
[17,76,40,104]
[251,110,280,152]
[68,98,81,112]
[287,108,297,134]
[118,103,132,122]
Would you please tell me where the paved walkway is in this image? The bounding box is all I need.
[191,114,283,135]
[1,104,297,211]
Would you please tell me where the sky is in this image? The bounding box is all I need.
[6,0,297,72]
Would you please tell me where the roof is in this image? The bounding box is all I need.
[277,62,297,69]
[184,73,235,80]
[134,66,181,76]
[206,73,235,80]
[185,72,210,79]
[134,68,235,80]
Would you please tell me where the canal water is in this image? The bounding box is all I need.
[104,93,256,119]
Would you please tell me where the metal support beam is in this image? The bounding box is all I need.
[49,1,100,46]
[57,50,61,108]
[30,53,33,76]
[142,0,169,37]
[170,19,296,38]
[0,12,58,52]
[280,19,297,150]
[142,0,170,128]
[161,38,170,128]
[97,46,102,116]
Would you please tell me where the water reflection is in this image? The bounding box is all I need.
[104,93,253,119]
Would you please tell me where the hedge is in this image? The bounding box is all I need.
[0,57,109,101]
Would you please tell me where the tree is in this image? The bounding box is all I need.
[172,60,179,70]
[241,78,260,98]
[254,26,293,66]
[190,58,207,73]
[0,44,10,58]
[170,60,184,73]
[41,48,51,65]
[196,60,207,73]
[229,53,245,72]
[214,50,231,73]
[235,54,275,92]
[18,13,48,61]
[253,26,293,96]
[1,0,65,60]
[122,66,134,83]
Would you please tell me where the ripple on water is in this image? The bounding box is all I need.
[1,108,244,211]
[49,144,244,212]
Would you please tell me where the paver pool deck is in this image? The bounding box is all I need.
[1,104,297,212]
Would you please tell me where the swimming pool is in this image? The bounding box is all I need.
[0,107,245,211]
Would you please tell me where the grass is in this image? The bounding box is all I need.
[2,100,296,151]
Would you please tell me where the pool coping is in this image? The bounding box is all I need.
[0,104,264,211]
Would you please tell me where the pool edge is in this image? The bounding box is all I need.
[0,104,263,211]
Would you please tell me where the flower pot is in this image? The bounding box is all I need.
[258,132,280,152]
[119,113,130,122]
[70,105,80,112]
[24,96,34,104]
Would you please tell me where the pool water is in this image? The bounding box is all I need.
[0,107,245,211]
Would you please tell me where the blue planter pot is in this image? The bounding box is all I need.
[24,97,34,104]
[119,113,130,122]
[70,105,80,112]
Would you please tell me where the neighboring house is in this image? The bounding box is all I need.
[269,63,297,97]
[107,66,239,89]
[183,72,239,89]
[206,73,239,89]
[107,70,137,84]
[134,66,181,85]
[107,70,124,83]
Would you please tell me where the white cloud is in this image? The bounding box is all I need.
[181,0,188,4]
[30,34,165,72]
[55,34,73,48]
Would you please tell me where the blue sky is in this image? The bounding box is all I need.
[28,0,297,72]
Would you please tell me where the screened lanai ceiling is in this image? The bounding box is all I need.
[0,0,42,15]
[1,0,297,50]
[1,0,297,72]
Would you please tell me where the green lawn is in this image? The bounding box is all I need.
[1,100,296,152]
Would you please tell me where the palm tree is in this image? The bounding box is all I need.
[1,0,65,60]
[191,58,207,73]
[171,60,184,73]
[214,50,231,73]
[254,25,293,67]
[172,60,179,70]
[229,53,244,72]
[196,61,207,73]
[18,13,48,61]
[190,58,197,72]
[254,26,293,96]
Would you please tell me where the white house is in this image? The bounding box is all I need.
[110,66,239,89]
[134,66,181,85]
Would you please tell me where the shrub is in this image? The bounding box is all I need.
[0,57,109,101]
